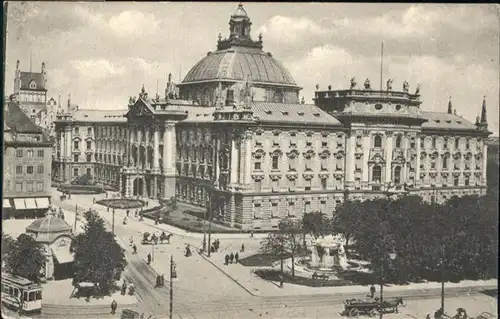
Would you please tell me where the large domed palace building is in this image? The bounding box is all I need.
[54,4,491,230]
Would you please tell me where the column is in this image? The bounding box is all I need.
[145,126,150,169]
[402,133,409,182]
[137,128,142,168]
[214,135,221,187]
[163,122,176,199]
[362,130,370,185]
[127,125,133,166]
[385,132,393,184]
[60,130,65,180]
[345,131,356,188]
[153,123,160,170]
[244,131,253,185]
[416,134,421,185]
[230,134,239,186]
[125,176,130,197]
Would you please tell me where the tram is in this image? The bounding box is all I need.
[1,273,42,313]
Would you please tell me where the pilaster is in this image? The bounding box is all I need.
[153,122,160,172]
[230,132,240,188]
[482,144,488,184]
[416,134,421,186]
[345,131,356,188]
[385,132,393,184]
[362,130,370,186]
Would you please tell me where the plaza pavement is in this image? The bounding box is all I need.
[40,189,498,318]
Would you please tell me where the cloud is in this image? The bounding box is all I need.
[71,59,126,80]
[108,11,160,37]
[258,16,329,44]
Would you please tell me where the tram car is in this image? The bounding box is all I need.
[1,273,42,314]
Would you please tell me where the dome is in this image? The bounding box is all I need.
[183,47,298,87]
[26,214,71,233]
[232,4,248,18]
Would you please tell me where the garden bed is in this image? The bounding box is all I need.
[253,269,354,287]
[57,185,105,195]
[96,199,145,209]
[239,253,282,267]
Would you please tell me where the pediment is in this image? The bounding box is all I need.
[126,98,154,119]
[73,136,81,141]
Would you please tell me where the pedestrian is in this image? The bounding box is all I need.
[127,210,130,217]
[370,285,376,299]
[155,275,160,287]
[147,253,152,265]
[230,252,234,264]
[106,192,108,199]
[121,281,127,295]
[107,207,110,212]
[224,254,229,265]
[240,243,245,253]
[235,252,239,263]
[93,197,95,204]
[135,209,138,217]
[110,300,117,315]
[133,244,137,255]
[160,274,165,286]
[250,230,254,238]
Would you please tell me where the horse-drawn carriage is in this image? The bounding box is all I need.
[141,232,172,245]
[342,297,404,317]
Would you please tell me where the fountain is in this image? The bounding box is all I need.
[310,234,348,271]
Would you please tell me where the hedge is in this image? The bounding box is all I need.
[57,184,105,195]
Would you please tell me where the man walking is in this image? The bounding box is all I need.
[147,253,152,265]
[111,300,117,315]
[370,284,376,299]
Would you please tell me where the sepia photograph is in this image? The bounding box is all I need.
[2,2,498,319]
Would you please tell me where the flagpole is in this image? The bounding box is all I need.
[380,42,384,91]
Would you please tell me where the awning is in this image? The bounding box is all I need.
[25,198,37,209]
[13,198,27,210]
[35,197,50,209]
[51,246,75,264]
[2,199,11,208]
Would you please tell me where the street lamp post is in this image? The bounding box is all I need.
[207,180,216,258]
[440,247,445,315]
[379,234,396,319]
[279,243,284,288]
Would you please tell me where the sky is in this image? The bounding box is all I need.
[4,2,499,135]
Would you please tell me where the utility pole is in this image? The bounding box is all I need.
[380,42,384,91]
[169,255,174,319]
[112,208,115,236]
[73,205,78,233]
[207,193,212,257]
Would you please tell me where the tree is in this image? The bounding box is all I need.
[4,234,46,283]
[330,200,366,258]
[302,211,329,247]
[1,232,15,259]
[72,210,127,294]
[260,218,301,277]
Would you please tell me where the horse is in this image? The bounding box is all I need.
[381,297,404,314]
[159,233,173,244]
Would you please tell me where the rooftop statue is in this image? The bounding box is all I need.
[350,77,357,89]
[386,78,394,91]
[128,96,134,105]
[403,80,409,92]
[364,78,371,90]
[415,83,420,95]
[315,84,319,90]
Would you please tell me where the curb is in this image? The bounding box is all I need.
[198,251,257,297]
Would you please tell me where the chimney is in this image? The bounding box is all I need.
[447,97,453,114]
[226,88,235,106]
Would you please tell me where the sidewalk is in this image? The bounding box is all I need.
[200,251,498,298]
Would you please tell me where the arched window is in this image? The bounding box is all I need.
[29,81,36,89]
[442,155,448,169]
[395,135,402,148]
[374,135,382,148]
[394,166,401,184]
[372,165,382,183]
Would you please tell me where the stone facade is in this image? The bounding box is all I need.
[53,4,491,231]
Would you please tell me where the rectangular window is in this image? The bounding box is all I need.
[288,202,295,217]
[272,156,279,170]
[73,168,79,177]
[16,166,23,174]
[254,162,261,170]
[444,138,448,149]
[272,180,279,192]
[273,132,280,146]
[86,168,92,176]
[26,182,34,192]
[289,178,296,191]
[253,203,261,219]
[420,139,425,148]
[321,178,327,190]
[16,149,23,157]
[27,150,34,157]
[271,203,278,218]
[306,133,313,147]
[87,154,92,162]
[466,140,470,149]
[289,132,297,147]
[465,176,470,186]
[320,201,327,214]
[455,138,460,149]
[37,182,43,191]
[454,177,459,186]
[27,166,34,174]
[37,165,44,174]
[16,182,23,192]
[37,150,44,157]
[74,141,79,149]
[305,179,311,191]
[432,138,436,149]
[255,180,261,192]
[75,127,79,135]
[87,141,92,149]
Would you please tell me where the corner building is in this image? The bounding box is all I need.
[54,4,491,230]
